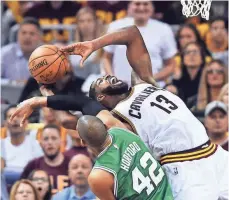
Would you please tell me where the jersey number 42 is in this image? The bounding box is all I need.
[132,152,165,196]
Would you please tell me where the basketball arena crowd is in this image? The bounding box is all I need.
[0,1,228,200]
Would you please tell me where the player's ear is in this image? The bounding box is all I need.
[97,94,105,102]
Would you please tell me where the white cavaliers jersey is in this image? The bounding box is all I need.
[112,83,209,160]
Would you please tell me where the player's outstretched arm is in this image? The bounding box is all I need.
[61,26,156,85]
[9,95,129,131]
[88,169,116,200]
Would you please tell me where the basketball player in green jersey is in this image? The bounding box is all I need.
[77,115,174,200]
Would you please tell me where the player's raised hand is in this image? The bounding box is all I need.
[60,41,94,67]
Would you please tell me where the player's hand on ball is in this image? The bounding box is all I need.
[60,41,94,67]
[10,98,38,127]
[39,85,54,97]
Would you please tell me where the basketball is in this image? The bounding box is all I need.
[28,45,70,84]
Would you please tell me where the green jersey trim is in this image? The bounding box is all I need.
[97,135,113,158]
[93,166,118,197]
[109,127,140,138]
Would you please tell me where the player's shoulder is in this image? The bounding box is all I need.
[89,169,114,188]
[133,83,154,90]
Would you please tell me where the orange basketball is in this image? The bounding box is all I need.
[28,45,70,84]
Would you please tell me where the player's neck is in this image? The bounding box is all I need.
[117,92,130,103]
[109,92,130,108]
[44,152,64,167]
[95,136,112,156]
[10,132,25,146]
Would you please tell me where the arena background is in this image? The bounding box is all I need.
[0,1,228,199]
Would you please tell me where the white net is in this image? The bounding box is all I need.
[181,0,212,20]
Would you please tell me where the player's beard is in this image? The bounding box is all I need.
[102,82,129,96]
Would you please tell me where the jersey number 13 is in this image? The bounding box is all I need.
[150,95,178,114]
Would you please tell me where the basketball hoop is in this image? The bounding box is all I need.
[180,0,212,20]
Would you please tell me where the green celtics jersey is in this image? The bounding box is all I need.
[93,127,174,200]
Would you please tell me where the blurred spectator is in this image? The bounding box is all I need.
[55,110,90,156]
[1,105,43,171]
[1,157,9,200]
[174,23,211,79]
[1,1,37,46]
[103,1,177,87]
[211,1,228,19]
[163,83,180,96]
[1,104,38,139]
[24,1,82,43]
[206,17,228,53]
[10,179,40,200]
[24,107,70,152]
[39,107,57,125]
[28,170,52,200]
[87,1,129,24]
[192,60,228,111]
[204,101,228,151]
[176,23,211,57]
[154,1,185,24]
[218,83,228,107]
[70,7,104,80]
[21,124,70,194]
[53,154,95,200]
[1,17,42,81]
[206,17,228,66]
[64,135,90,159]
[56,111,78,147]
[173,42,206,104]
[18,72,85,103]
[17,71,85,123]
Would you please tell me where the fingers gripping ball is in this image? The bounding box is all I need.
[28,45,70,84]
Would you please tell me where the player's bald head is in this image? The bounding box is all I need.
[77,115,108,148]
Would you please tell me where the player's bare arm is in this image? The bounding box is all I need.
[61,25,156,85]
[88,169,116,200]
[97,110,131,130]
[153,58,175,82]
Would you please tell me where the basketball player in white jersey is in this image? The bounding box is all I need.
[11,26,228,200]
[61,25,228,200]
